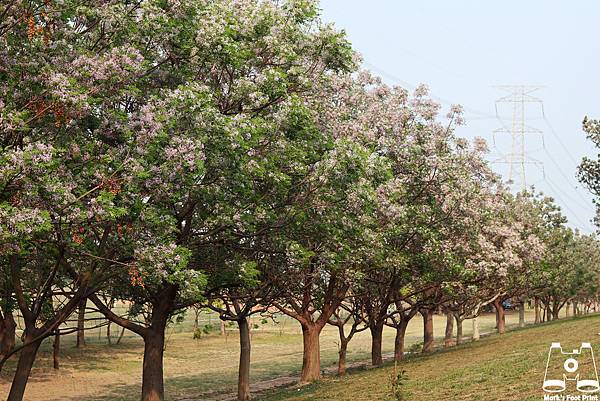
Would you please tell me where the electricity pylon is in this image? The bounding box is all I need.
[492,85,545,191]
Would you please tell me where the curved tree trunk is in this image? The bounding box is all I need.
[237,317,251,401]
[421,309,434,353]
[6,259,93,401]
[300,323,322,382]
[370,322,384,366]
[493,299,506,334]
[444,312,454,347]
[552,304,561,320]
[7,336,42,401]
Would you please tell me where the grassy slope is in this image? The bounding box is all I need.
[258,314,600,401]
[0,309,573,400]
[0,310,516,401]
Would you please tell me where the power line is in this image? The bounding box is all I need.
[363,61,498,120]
[489,86,595,231]
[538,114,595,211]
[543,177,594,231]
[360,61,595,231]
[542,116,581,168]
[542,147,596,213]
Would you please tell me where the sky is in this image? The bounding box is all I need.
[320,0,600,233]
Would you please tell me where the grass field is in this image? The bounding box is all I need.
[0,307,572,400]
[258,313,600,401]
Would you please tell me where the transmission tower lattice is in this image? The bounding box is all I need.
[492,85,545,191]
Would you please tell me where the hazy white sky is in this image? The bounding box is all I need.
[320,0,599,233]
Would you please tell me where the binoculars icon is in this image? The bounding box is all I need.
[542,342,600,393]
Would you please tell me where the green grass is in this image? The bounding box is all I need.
[0,307,573,400]
[257,314,600,401]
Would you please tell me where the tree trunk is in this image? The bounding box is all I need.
[534,298,541,324]
[53,333,60,370]
[76,298,86,348]
[566,302,570,317]
[495,305,499,329]
[552,304,560,320]
[455,316,463,345]
[335,320,353,376]
[394,319,409,361]
[221,320,226,336]
[116,325,126,345]
[369,322,384,366]
[300,323,322,382]
[573,301,578,317]
[0,313,16,357]
[444,312,454,347]
[493,299,505,334]
[519,301,525,328]
[542,305,546,322]
[5,275,92,401]
[338,338,348,376]
[421,309,434,353]
[7,336,42,401]
[140,286,176,401]
[106,319,112,345]
[141,327,166,401]
[193,311,199,333]
[237,318,251,401]
[472,317,480,341]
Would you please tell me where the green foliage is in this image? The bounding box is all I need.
[193,328,203,340]
[407,342,423,354]
[3,1,600,398]
[192,323,218,339]
[388,365,408,401]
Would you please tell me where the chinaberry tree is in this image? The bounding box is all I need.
[3,1,355,401]
[0,1,158,398]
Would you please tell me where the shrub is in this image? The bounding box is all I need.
[388,364,408,401]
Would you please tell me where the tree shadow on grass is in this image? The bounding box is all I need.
[53,374,239,401]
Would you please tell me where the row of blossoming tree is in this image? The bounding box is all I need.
[2,1,600,401]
